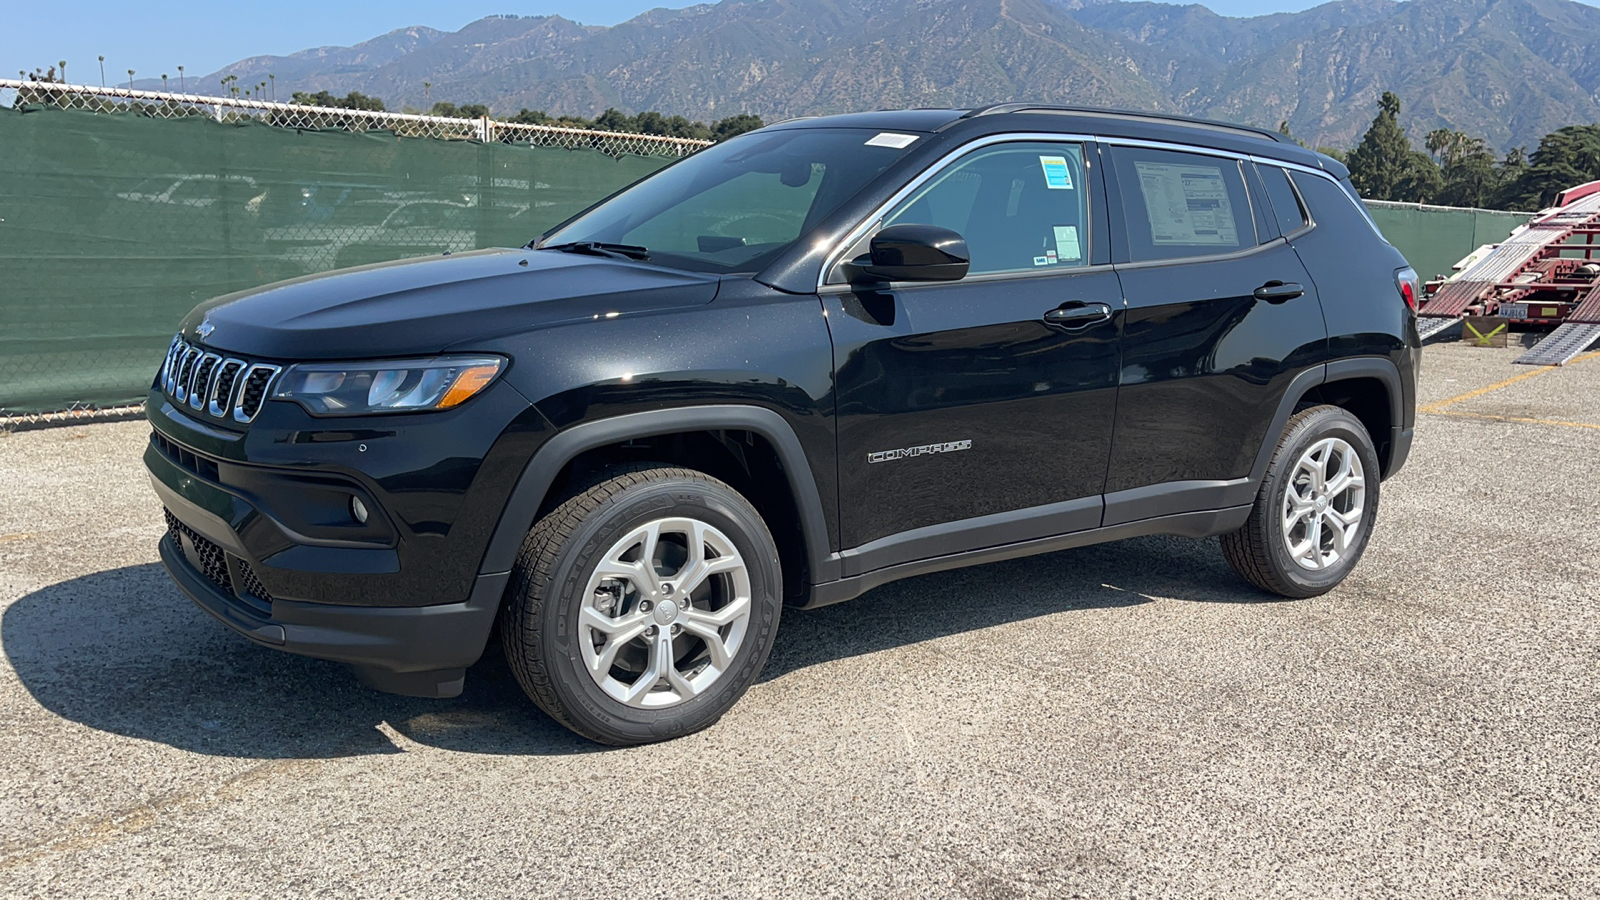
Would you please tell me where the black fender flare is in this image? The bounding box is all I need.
[1248,357,1406,484]
[476,405,837,581]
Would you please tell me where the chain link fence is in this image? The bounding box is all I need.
[0,80,708,427]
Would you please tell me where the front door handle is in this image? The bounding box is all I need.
[1043,302,1112,329]
[1253,281,1305,303]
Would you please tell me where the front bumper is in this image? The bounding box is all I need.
[159,527,505,697]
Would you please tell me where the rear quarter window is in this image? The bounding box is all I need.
[1260,165,1308,234]
[1289,171,1389,245]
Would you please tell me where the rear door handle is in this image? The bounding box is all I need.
[1043,302,1112,329]
[1253,281,1305,303]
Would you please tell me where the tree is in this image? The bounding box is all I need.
[1346,91,1415,200]
[430,101,489,118]
[291,90,387,111]
[1435,135,1500,208]
[711,114,764,140]
[1496,125,1600,210]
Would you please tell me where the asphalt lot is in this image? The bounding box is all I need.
[2,340,1598,898]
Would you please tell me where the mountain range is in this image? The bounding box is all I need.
[173,0,1600,152]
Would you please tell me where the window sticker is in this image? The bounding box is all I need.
[1033,255,1051,267]
[865,132,918,149]
[1132,161,1237,245]
[1052,225,1081,261]
[1039,156,1074,190]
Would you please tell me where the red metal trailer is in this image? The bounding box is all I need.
[1417,181,1600,365]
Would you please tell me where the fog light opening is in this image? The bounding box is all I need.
[350,496,369,524]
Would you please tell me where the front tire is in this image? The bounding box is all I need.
[500,465,782,745]
[1221,405,1381,598]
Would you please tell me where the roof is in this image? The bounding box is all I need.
[765,104,1330,172]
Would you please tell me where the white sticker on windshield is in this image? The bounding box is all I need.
[1053,225,1081,261]
[865,132,918,149]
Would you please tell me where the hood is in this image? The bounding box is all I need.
[180,248,721,360]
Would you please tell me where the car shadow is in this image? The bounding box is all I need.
[3,534,1264,759]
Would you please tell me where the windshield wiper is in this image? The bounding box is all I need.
[542,241,651,261]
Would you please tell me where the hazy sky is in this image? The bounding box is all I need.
[8,0,1600,88]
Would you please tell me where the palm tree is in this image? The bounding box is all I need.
[268,73,275,101]
[162,74,169,91]
[98,55,105,87]
[177,65,185,92]
[127,69,135,90]
[58,60,66,83]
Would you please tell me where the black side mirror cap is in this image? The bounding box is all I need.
[848,223,970,283]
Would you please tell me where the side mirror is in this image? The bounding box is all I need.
[849,223,970,283]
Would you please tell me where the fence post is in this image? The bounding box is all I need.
[476,115,491,143]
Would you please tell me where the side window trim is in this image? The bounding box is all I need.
[817,132,1101,290]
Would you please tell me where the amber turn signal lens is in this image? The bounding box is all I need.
[438,364,501,409]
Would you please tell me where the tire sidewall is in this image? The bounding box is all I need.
[1263,409,1382,595]
[540,477,782,743]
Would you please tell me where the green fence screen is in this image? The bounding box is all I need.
[0,105,1542,416]
[1364,201,1531,283]
[0,106,672,414]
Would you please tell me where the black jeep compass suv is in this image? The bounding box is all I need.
[148,104,1419,745]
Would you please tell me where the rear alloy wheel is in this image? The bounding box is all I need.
[500,466,782,745]
[1221,405,1381,598]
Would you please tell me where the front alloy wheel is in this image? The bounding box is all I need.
[501,465,782,745]
[579,517,753,708]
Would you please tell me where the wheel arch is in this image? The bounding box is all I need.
[477,405,837,596]
[1255,358,1405,482]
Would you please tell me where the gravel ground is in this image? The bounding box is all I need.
[1,342,1597,898]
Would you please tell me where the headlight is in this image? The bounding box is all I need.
[271,356,504,416]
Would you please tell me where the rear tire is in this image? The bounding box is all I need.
[1221,405,1381,598]
[499,465,782,745]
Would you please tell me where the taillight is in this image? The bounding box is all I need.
[1395,266,1419,312]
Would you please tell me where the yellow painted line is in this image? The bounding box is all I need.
[0,533,32,543]
[1429,410,1600,431]
[1420,349,1600,413]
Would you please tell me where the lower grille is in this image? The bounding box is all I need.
[235,559,275,605]
[163,508,275,613]
[165,508,230,593]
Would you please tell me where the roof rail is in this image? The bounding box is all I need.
[959,103,1286,142]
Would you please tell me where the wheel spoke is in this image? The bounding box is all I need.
[664,652,698,698]
[1325,450,1357,497]
[579,606,648,636]
[1321,511,1350,555]
[679,618,733,669]
[581,609,650,675]
[681,594,750,628]
[677,554,742,598]
[623,629,670,703]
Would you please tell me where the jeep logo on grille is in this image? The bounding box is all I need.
[195,316,216,340]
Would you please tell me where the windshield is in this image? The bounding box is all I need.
[540,127,921,273]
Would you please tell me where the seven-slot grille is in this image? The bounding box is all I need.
[160,334,281,423]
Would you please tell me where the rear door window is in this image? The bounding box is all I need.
[1110,146,1257,262]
